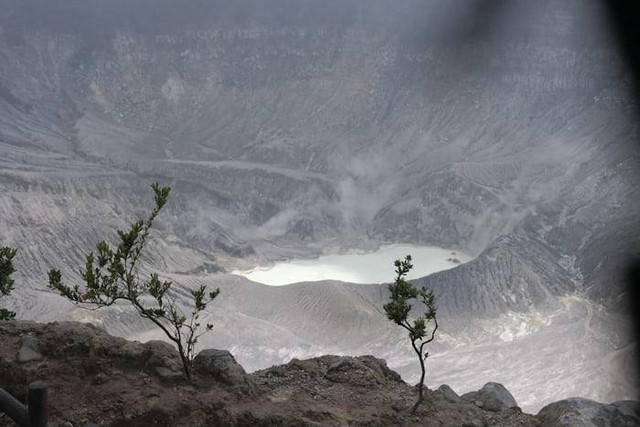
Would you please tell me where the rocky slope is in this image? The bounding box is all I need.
[1,320,638,426]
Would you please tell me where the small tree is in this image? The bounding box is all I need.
[48,183,220,379]
[0,247,18,320]
[383,255,438,413]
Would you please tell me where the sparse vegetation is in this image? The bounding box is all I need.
[383,255,438,413]
[48,183,220,379]
[0,246,18,320]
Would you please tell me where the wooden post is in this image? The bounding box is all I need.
[0,387,28,426]
[27,381,47,427]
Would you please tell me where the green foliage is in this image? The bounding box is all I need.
[383,254,438,413]
[0,246,18,320]
[48,183,220,379]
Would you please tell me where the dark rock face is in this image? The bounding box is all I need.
[1,321,184,381]
[253,353,538,425]
[193,349,256,395]
[462,382,519,412]
[2,320,638,426]
[537,398,640,427]
[261,354,403,389]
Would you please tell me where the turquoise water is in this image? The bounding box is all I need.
[235,244,470,286]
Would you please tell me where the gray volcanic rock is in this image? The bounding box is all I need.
[194,349,256,395]
[439,384,465,404]
[537,398,640,427]
[463,382,519,412]
[16,335,43,363]
[413,234,577,324]
[144,340,184,380]
[325,355,403,386]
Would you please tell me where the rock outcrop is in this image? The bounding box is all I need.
[537,398,640,427]
[1,320,638,426]
[16,335,43,363]
[462,382,519,412]
[144,340,184,380]
[438,384,465,404]
[193,349,256,395]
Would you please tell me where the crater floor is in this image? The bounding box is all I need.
[233,244,471,286]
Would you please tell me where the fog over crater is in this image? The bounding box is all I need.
[0,0,638,413]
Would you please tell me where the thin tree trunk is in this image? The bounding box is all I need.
[410,340,426,414]
[177,341,191,380]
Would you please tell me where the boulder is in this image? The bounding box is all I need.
[287,358,323,375]
[17,335,43,363]
[537,398,640,426]
[358,355,403,383]
[37,322,146,365]
[144,340,183,380]
[193,349,256,395]
[147,395,163,410]
[325,355,402,387]
[462,382,518,412]
[438,384,465,404]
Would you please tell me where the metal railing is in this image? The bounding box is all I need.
[0,381,47,427]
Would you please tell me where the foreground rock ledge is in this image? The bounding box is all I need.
[0,321,638,426]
